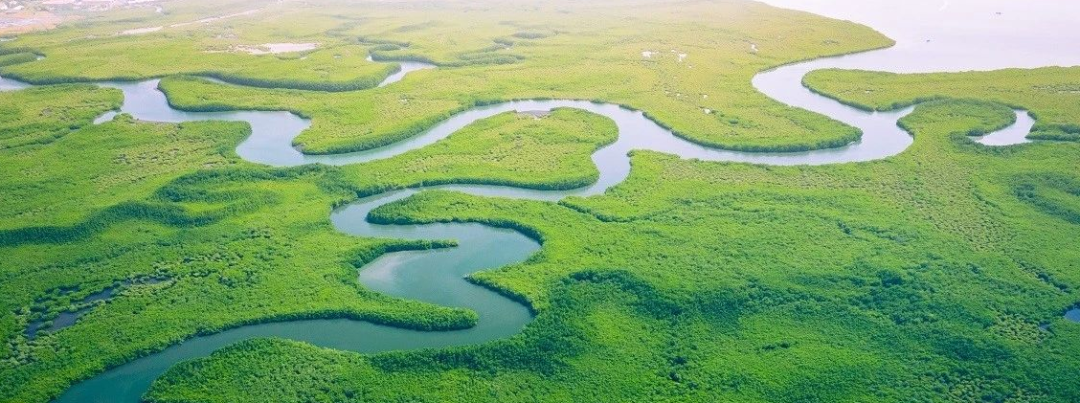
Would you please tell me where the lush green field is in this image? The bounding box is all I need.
[0,1,397,91]
[803,67,1080,142]
[0,83,626,403]
[4,0,891,154]
[145,97,1080,402]
[0,84,121,150]
[1,0,1079,402]
[341,108,619,195]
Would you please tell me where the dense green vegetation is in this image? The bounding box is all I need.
[146,99,1080,402]
[0,84,121,149]
[0,83,629,403]
[803,67,1080,142]
[342,108,618,195]
[3,0,892,154]
[0,112,240,230]
[0,52,39,68]
[8,42,398,92]
[2,1,1080,402]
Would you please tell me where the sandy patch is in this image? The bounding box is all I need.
[170,9,259,28]
[119,26,162,35]
[114,8,260,37]
[232,42,319,55]
[518,110,552,119]
[0,11,63,35]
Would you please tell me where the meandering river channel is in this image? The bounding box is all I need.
[0,1,1075,402]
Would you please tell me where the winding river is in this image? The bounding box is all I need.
[0,1,1074,402]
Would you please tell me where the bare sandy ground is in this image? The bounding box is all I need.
[0,11,65,35]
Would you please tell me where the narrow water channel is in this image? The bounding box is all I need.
[0,2,1075,402]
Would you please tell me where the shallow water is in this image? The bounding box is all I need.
[119,26,162,36]
[975,111,1035,146]
[1067,309,1080,323]
[0,74,28,91]
[25,277,171,341]
[235,43,319,55]
[25,287,117,340]
[756,0,1080,72]
[0,2,1071,402]
[51,191,538,403]
[368,54,436,87]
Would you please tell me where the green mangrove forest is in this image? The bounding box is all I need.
[1,0,1079,402]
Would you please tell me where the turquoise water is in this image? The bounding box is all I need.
[1067,309,1080,323]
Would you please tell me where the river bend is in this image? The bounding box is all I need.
[0,4,1052,401]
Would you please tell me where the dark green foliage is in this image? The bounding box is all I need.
[367,51,437,65]
[1029,123,1080,142]
[1014,173,1080,224]
[512,31,554,40]
[0,52,38,67]
[194,68,395,93]
[0,201,230,246]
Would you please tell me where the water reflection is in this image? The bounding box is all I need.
[757,0,1080,72]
